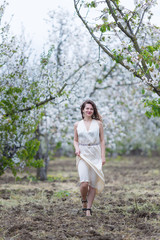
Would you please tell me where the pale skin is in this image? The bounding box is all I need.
[74,103,105,216]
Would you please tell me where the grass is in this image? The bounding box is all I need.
[0,156,160,240]
[54,190,70,198]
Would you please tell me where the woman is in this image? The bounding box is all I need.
[74,100,105,216]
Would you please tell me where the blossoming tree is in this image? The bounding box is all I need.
[0,2,87,176]
[73,0,160,116]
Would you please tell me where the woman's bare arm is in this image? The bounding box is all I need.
[99,121,106,165]
[74,122,80,156]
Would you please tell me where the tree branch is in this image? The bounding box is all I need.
[90,63,117,96]
[5,61,88,115]
[105,0,134,39]
[110,0,134,35]
[94,81,141,90]
[74,0,160,96]
[17,84,67,113]
[134,7,148,36]
[74,0,142,78]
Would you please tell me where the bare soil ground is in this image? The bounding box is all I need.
[0,156,160,240]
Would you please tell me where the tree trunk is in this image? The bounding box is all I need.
[36,123,50,181]
[36,155,50,181]
[36,142,47,180]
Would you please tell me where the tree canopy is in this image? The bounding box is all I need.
[74,0,160,116]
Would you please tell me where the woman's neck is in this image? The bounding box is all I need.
[83,117,92,122]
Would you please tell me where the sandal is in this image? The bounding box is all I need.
[81,199,87,212]
[86,208,92,216]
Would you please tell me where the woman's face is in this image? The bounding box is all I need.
[83,103,94,118]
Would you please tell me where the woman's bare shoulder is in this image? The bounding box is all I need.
[96,120,103,127]
[74,121,80,128]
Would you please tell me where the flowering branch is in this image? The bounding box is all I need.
[74,0,160,96]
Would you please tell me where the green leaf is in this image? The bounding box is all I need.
[101,36,105,41]
[145,111,152,118]
[100,24,106,33]
[142,89,145,94]
[96,79,103,84]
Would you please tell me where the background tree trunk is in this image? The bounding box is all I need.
[36,122,50,181]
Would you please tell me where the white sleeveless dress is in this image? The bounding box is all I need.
[76,119,105,194]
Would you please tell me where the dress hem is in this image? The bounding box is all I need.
[76,154,105,195]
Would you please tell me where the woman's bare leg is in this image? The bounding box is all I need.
[86,186,96,216]
[80,182,89,209]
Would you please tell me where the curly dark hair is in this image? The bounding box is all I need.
[80,100,102,121]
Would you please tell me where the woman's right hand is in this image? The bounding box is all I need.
[75,148,80,156]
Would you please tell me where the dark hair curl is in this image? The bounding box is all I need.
[80,100,102,121]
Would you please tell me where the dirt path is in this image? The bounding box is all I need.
[0,156,160,240]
